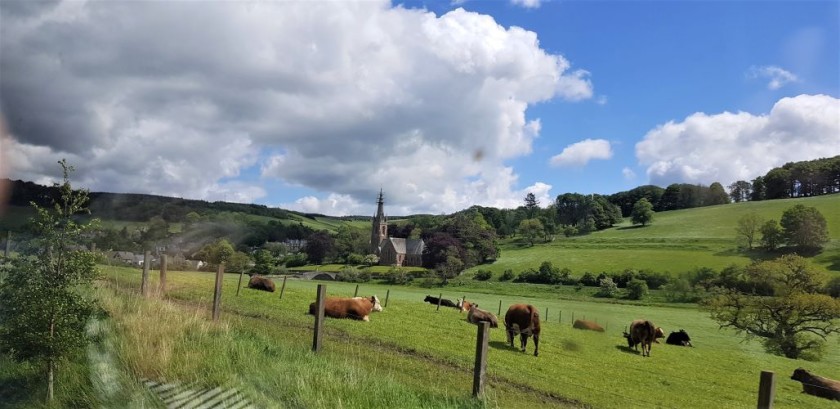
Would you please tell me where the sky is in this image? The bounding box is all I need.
[0,0,838,217]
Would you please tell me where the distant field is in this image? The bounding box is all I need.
[100,267,840,409]
[486,194,840,276]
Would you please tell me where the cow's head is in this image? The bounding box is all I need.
[791,368,811,382]
[623,331,635,348]
[370,295,383,312]
[424,295,433,303]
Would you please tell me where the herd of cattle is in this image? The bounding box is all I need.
[246,276,840,401]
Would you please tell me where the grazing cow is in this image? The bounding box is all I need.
[466,304,499,328]
[456,297,473,313]
[791,368,840,401]
[504,304,541,357]
[308,295,382,321]
[247,275,276,292]
[572,319,605,332]
[623,319,656,357]
[653,327,666,343]
[665,329,693,347]
[423,295,458,308]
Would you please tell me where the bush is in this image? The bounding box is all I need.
[345,253,364,265]
[578,272,598,286]
[637,270,669,290]
[827,276,840,298]
[626,279,649,300]
[499,269,515,281]
[383,267,412,285]
[473,269,492,281]
[595,277,618,298]
[283,253,307,268]
[662,278,700,303]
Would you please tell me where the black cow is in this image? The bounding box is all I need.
[665,329,693,347]
[424,295,457,308]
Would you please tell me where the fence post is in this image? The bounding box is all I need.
[571,312,574,323]
[312,284,326,352]
[559,311,562,323]
[354,284,359,297]
[545,307,548,321]
[236,269,245,296]
[498,300,502,315]
[159,254,167,295]
[472,321,490,397]
[4,231,10,258]
[279,276,288,300]
[141,250,150,297]
[757,370,775,409]
[212,263,224,322]
[437,293,442,311]
[385,289,390,308]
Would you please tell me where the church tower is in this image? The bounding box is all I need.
[370,189,388,255]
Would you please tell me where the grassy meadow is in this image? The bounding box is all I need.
[484,194,840,276]
[92,266,840,409]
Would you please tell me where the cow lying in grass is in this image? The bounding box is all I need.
[665,329,693,347]
[308,295,382,321]
[423,295,458,308]
[791,368,840,401]
[623,319,656,357]
[466,304,499,328]
[247,275,275,292]
[572,319,604,332]
[505,304,540,356]
[457,297,472,313]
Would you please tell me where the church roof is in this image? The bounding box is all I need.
[386,237,424,255]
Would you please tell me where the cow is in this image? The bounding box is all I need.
[654,326,666,343]
[572,319,605,332]
[456,296,473,313]
[791,368,840,401]
[423,295,458,308]
[623,319,656,357]
[466,304,499,328]
[308,295,382,321]
[665,329,693,347]
[504,304,541,357]
[247,275,276,292]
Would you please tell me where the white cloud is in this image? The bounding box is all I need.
[748,65,799,90]
[511,0,542,9]
[0,2,591,214]
[549,139,613,167]
[622,167,636,180]
[636,94,840,187]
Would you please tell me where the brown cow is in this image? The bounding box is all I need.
[623,319,656,357]
[791,368,840,401]
[247,275,276,292]
[308,295,382,321]
[653,326,665,343]
[504,304,541,356]
[572,319,604,332]
[457,296,473,313]
[466,304,499,328]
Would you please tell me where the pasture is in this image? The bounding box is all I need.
[486,194,840,276]
[101,266,840,408]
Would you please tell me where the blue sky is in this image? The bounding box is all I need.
[1,0,838,216]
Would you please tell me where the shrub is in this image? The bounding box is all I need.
[596,277,618,298]
[499,269,515,281]
[473,269,492,281]
[662,278,700,303]
[626,279,649,300]
[578,272,598,286]
[283,253,307,268]
[637,270,669,290]
[826,276,840,298]
[383,266,412,285]
[345,253,364,265]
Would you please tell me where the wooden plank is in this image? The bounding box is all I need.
[312,284,326,352]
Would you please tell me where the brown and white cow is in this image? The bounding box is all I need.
[247,275,276,292]
[466,304,499,328]
[791,368,840,401]
[308,295,382,321]
[457,296,473,313]
[572,319,605,332]
[653,326,665,343]
[623,319,656,357]
[504,304,541,356]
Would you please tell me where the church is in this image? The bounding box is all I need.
[370,191,425,267]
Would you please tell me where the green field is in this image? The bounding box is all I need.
[88,266,840,409]
[485,194,840,276]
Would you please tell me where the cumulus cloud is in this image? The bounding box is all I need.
[622,167,636,180]
[636,94,840,187]
[511,0,542,9]
[748,65,799,90]
[0,1,590,214]
[549,139,613,167]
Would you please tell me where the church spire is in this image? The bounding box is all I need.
[370,189,388,255]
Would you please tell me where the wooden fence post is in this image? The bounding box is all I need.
[498,300,502,315]
[545,307,548,321]
[437,293,442,311]
[159,254,167,295]
[279,276,288,300]
[141,250,150,297]
[4,231,11,258]
[354,284,359,297]
[212,263,225,322]
[757,370,775,409]
[571,312,574,323]
[559,311,562,323]
[312,284,326,352]
[236,269,245,296]
[472,321,490,397]
[385,289,390,308]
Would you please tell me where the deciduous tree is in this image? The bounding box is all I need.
[630,198,654,226]
[780,204,829,249]
[735,212,763,250]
